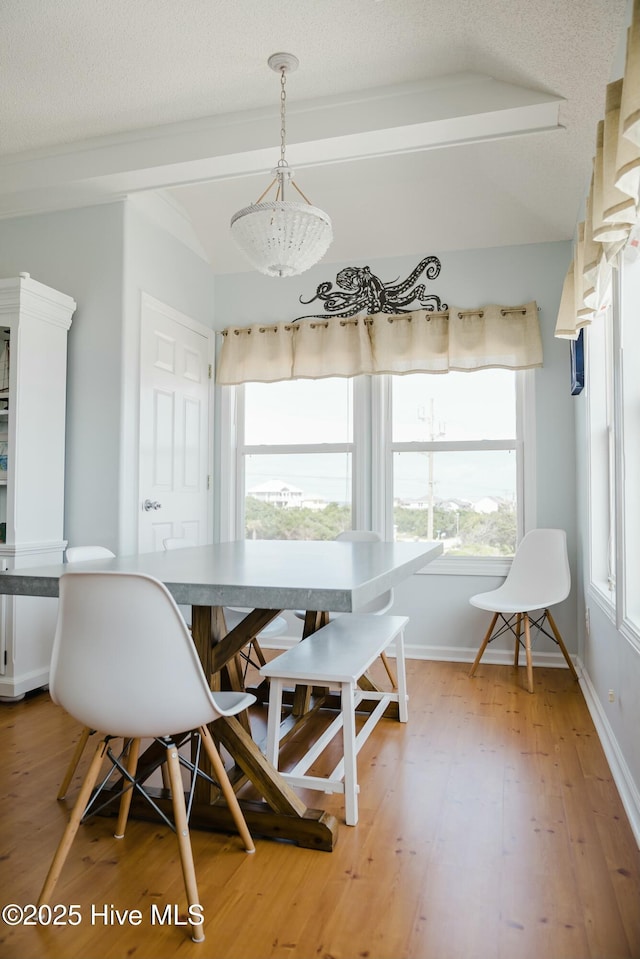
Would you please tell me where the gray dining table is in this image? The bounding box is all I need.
[0,537,442,849]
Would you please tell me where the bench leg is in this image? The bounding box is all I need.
[342,681,359,826]
[265,677,284,768]
[395,628,409,723]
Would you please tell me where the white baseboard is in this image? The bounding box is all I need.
[578,661,640,849]
[261,638,575,668]
[402,644,575,668]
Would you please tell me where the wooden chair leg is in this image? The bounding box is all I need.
[199,725,255,853]
[39,739,109,905]
[165,743,205,943]
[379,650,398,689]
[469,612,499,678]
[513,613,522,668]
[57,726,93,800]
[523,613,534,693]
[161,762,170,790]
[249,638,267,668]
[546,608,580,682]
[114,738,141,839]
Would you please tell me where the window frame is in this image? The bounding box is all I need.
[586,298,618,612]
[380,369,535,576]
[618,253,640,647]
[219,369,536,575]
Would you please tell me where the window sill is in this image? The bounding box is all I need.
[588,581,616,620]
[418,555,512,577]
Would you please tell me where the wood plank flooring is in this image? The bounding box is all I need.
[0,660,639,959]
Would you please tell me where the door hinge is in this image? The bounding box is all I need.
[207,475,211,490]
[3,650,6,667]
[208,363,213,379]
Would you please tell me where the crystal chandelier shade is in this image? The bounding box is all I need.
[230,53,333,278]
[231,200,332,278]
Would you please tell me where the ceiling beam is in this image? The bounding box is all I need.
[0,72,563,219]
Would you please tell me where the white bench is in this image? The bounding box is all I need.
[259,613,409,825]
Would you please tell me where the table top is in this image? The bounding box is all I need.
[0,539,443,611]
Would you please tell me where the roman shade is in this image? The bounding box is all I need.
[556,0,640,340]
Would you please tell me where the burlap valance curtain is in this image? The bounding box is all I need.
[217,302,542,385]
[555,0,640,339]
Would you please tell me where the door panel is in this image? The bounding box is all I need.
[139,296,211,553]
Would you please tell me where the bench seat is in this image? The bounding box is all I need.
[260,613,409,825]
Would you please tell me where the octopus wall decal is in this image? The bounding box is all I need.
[294,255,448,321]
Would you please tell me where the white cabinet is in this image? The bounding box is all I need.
[0,273,75,700]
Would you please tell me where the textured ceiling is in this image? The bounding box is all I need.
[0,0,629,273]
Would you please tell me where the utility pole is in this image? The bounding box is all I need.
[417,399,445,541]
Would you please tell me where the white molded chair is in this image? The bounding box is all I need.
[65,545,115,564]
[39,571,256,943]
[163,537,287,676]
[57,545,117,799]
[468,528,579,693]
[294,530,397,687]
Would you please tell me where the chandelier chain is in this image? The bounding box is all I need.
[279,67,288,169]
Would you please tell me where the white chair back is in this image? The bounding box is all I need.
[336,530,394,614]
[335,530,380,543]
[163,537,197,550]
[50,571,246,739]
[66,545,115,562]
[499,528,570,610]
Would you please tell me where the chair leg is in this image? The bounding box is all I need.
[198,725,255,853]
[379,650,398,690]
[160,762,170,790]
[523,614,534,693]
[114,738,141,839]
[249,638,267,668]
[513,613,522,668]
[546,609,580,682]
[469,612,499,678]
[240,638,267,682]
[165,743,205,944]
[57,726,93,800]
[39,739,109,905]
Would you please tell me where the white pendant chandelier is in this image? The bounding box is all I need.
[230,53,333,278]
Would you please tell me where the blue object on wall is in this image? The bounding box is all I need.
[570,328,584,395]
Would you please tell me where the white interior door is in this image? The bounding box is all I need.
[138,294,212,553]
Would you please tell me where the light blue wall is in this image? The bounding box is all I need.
[0,197,217,555]
[215,240,576,660]
[0,203,125,551]
[120,198,217,553]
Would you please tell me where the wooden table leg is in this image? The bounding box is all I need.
[292,611,329,716]
[186,604,339,850]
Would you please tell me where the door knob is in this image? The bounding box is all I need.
[143,499,162,511]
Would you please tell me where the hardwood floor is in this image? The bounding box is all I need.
[1,660,639,959]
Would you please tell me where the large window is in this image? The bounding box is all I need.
[224,369,532,565]
[620,253,640,634]
[238,378,355,540]
[389,371,518,555]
